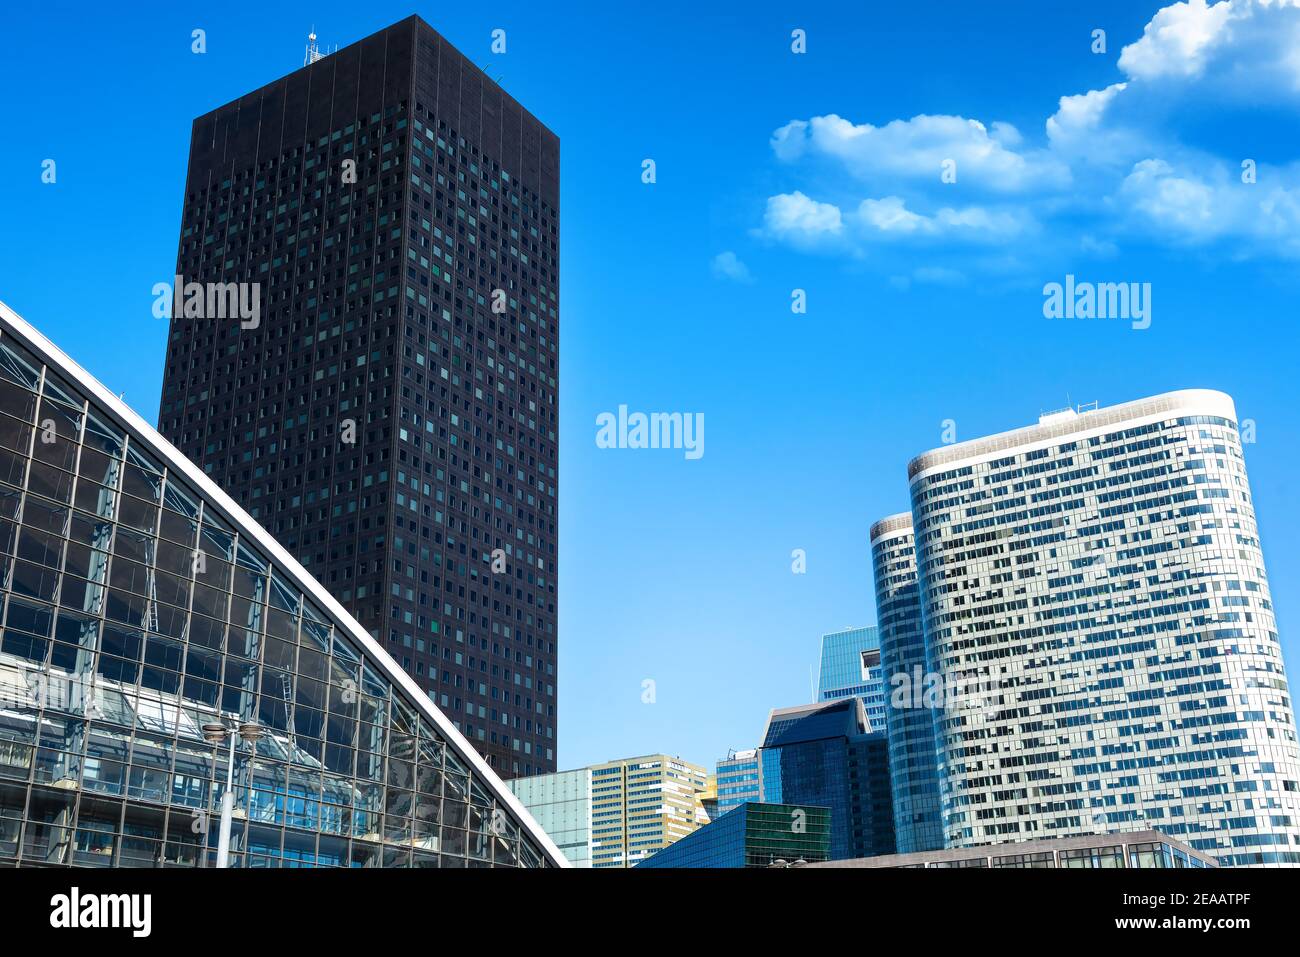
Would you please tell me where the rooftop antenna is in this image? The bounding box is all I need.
[304,26,324,66]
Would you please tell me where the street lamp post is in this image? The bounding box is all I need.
[201,720,263,868]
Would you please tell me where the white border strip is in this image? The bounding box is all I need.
[0,299,569,868]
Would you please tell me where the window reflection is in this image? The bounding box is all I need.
[0,330,550,868]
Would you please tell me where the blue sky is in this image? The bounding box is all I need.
[2,0,1299,773]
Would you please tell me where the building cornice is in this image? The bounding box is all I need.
[907,389,1237,485]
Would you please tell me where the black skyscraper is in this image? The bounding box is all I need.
[158,16,559,778]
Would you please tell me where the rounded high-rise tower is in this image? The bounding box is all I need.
[870,513,944,854]
[907,391,1300,866]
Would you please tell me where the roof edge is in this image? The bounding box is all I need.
[869,512,913,542]
[907,389,1237,483]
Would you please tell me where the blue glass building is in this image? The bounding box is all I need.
[869,514,945,854]
[759,699,894,860]
[635,802,830,868]
[816,626,885,731]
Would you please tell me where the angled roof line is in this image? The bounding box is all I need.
[0,299,568,868]
[760,697,867,747]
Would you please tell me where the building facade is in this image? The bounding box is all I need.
[157,15,560,779]
[714,747,763,819]
[909,391,1300,866]
[816,625,886,730]
[806,829,1216,868]
[0,302,564,867]
[636,802,831,868]
[695,772,717,823]
[507,766,590,866]
[590,754,707,868]
[760,699,895,860]
[869,513,945,854]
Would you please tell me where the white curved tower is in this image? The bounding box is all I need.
[908,391,1300,866]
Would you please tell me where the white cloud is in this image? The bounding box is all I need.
[1115,0,1300,98]
[1119,157,1300,253]
[857,197,929,234]
[1045,83,1129,151]
[710,251,754,283]
[759,0,1300,262]
[856,197,1029,241]
[989,121,1023,148]
[761,191,844,245]
[759,192,1029,251]
[1120,159,1219,234]
[770,120,811,162]
[1117,0,1235,80]
[771,113,1069,192]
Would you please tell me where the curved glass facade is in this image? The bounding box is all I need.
[0,304,563,867]
[908,392,1300,866]
[870,514,944,854]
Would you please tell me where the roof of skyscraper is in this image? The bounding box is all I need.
[869,512,913,541]
[907,388,1237,481]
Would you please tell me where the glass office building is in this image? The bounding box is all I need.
[760,699,895,860]
[869,514,944,853]
[714,748,763,818]
[0,303,564,868]
[636,802,830,868]
[507,766,591,867]
[816,626,886,730]
[909,391,1300,866]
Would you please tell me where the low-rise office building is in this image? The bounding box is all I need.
[636,802,831,868]
[590,754,708,867]
[805,830,1217,868]
[509,753,709,867]
[714,747,763,819]
[507,767,591,867]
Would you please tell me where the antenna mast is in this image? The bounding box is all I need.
[304,27,324,66]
